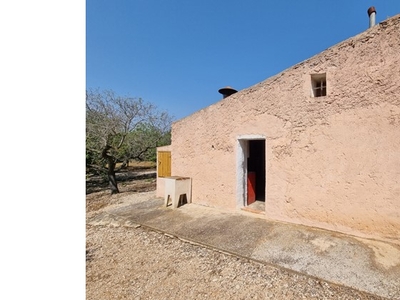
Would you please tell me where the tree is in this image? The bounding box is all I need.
[122,123,171,162]
[86,89,173,194]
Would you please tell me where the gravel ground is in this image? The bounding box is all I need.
[86,182,383,300]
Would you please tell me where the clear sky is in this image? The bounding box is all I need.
[87,0,400,120]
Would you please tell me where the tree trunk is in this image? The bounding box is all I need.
[102,146,120,194]
[107,159,119,194]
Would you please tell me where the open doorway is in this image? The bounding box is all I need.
[236,136,266,212]
[248,140,266,202]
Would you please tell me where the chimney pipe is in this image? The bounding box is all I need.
[218,86,237,99]
[367,6,377,28]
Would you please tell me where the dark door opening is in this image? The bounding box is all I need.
[247,140,265,203]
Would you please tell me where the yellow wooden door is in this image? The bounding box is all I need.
[157,151,171,177]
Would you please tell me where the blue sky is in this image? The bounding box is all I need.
[87,1,400,120]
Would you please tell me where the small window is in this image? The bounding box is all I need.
[311,74,327,97]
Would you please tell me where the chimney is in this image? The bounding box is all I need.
[218,86,237,99]
[367,6,377,28]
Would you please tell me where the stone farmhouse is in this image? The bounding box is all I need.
[157,12,400,244]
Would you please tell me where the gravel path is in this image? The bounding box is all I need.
[86,190,383,299]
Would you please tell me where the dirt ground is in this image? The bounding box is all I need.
[86,175,383,300]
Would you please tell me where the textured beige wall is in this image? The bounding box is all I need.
[169,15,400,243]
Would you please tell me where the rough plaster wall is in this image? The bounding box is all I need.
[268,103,400,242]
[171,15,400,241]
[172,105,238,209]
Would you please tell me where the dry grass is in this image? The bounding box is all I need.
[86,160,157,211]
[115,160,156,169]
[86,176,156,213]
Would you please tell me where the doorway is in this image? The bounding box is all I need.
[236,136,266,211]
[248,140,266,202]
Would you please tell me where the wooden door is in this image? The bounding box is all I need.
[247,172,256,205]
[157,151,171,177]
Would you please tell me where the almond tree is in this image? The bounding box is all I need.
[86,89,173,194]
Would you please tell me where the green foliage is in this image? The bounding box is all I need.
[123,123,171,162]
[86,89,173,173]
